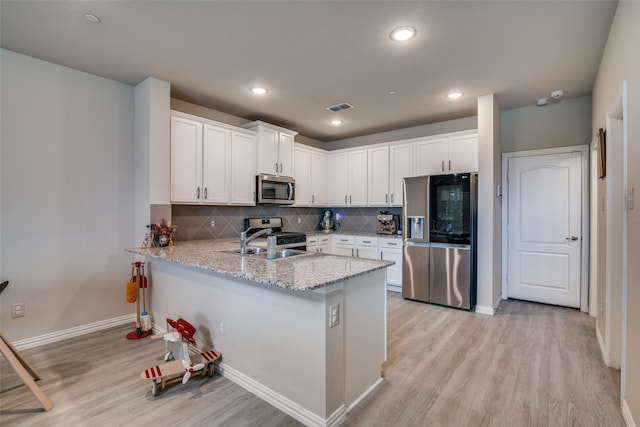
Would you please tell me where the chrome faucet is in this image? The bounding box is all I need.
[240,228,273,254]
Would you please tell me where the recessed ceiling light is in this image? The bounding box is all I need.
[446,91,464,100]
[390,26,416,42]
[388,90,398,95]
[250,87,268,95]
[330,120,343,126]
[84,13,101,23]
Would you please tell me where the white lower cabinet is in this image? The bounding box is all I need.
[355,236,379,259]
[379,237,402,292]
[306,234,332,254]
[331,234,356,257]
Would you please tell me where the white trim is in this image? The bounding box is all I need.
[501,145,590,312]
[219,362,347,427]
[596,322,608,365]
[475,305,494,316]
[11,314,135,351]
[622,398,637,427]
[346,377,384,414]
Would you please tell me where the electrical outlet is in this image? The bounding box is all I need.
[219,321,226,336]
[329,304,340,328]
[210,220,215,227]
[298,217,302,224]
[12,302,25,318]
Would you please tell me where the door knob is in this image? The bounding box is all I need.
[565,235,579,241]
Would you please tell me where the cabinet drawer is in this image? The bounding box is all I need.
[318,236,331,245]
[379,238,402,249]
[333,235,355,245]
[306,236,319,245]
[356,236,379,247]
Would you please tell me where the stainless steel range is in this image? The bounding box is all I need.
[243,217,307,250]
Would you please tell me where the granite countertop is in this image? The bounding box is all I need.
[305,230,402,239]
[126,239,393,292]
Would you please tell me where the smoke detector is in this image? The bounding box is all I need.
[551,90,564,100]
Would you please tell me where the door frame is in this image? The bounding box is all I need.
[501,145,590,312]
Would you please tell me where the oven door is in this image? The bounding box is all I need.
[257,175,295,205]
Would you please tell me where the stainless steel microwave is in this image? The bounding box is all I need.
[256,174,295,205]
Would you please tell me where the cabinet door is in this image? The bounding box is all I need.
[202,124,229,204]
[448,134,478,173]
[257,127,279,175]
[389,143,414,206]
[310,150,328,206]
[333,245,355,257]
[278,132,295,177]
[348,150,368,206]
[416,138,446,176]
[381,248,402,286]
[171,116,202,203]
[230,132,257,205]
[328,153,349,206]
[357,246,379,260]
[293,146,311,206]
[368,147,389,206]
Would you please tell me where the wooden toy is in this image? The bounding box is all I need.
[140,317,220,396]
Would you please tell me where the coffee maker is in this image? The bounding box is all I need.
[376,211,400,235]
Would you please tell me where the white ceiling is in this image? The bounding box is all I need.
[0,1,618,142]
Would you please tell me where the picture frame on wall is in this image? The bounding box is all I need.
[597,128,606,178]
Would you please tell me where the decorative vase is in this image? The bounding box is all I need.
[158,233,170,247]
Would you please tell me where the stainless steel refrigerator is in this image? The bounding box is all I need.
[402,173,477,310]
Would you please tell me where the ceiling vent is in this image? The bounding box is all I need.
[326,102,354,112]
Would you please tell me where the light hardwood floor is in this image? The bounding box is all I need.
[1,293,625,426]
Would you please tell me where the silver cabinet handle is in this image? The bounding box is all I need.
[386,194,388,203]
[280,163,283,173]
[345,195,348,204]
[441,161,444,172]
[388,242,398,246]
[565,235,579,241]
[449,160,452,171]
[363,240,371,244]
[356,249,359,257]
[312,194,315,203]
[350,195,352,204]
[197,187,201,199]
[204,187,208,199]
[275,162,279,174]
[391,194,394,203]
[351,248,354,257]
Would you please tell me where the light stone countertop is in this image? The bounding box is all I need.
[305,230,402,238]
[126,239,393,292]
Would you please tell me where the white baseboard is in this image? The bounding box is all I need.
[386,284,401,293]
[596,324,609,366]
[346,377,384,414]
[475,305,494,315]
[623,398,637,427]
[219,362,341,427]
[12,314,135,351]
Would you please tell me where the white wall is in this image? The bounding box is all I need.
[0,49,135,341]
[476,95,502,313]
[501,96,592,153]
[591,0,640,424]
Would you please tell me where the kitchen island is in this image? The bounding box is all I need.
[127,239,392,427]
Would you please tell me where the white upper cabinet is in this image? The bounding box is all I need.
[244,121,297,177]
[368,146,390,206]
[447,134,478,173]
[310,149,328,206]
[293,145,311,206]
[229,131,257,205]
[329,150,367,206]
[389,143,414,206]
[416,133,478,175]
[171,115,203,203]
[170,111,256,206]
[293,145,328,207]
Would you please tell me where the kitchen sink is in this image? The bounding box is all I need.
[225,248,311,260]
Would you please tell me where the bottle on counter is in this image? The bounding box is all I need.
[266,235,276,260]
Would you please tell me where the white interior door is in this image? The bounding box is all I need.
[507,151,582,307]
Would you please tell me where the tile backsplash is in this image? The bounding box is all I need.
[171,205,402,241]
